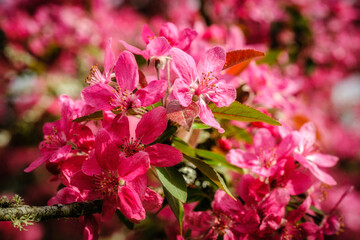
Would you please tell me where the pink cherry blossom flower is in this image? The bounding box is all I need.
[226,128,297,177]
[81,50,167,113]
[293,122,339,185]
[170,46,236,133]
[24,95,94,172]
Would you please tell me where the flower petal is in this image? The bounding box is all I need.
[136,107,168,145]
[118,151,149,181]
[117,185,146,221]
[81,83,115,111]
[170,47,197,85]
[82,151,101,176]
[172,78,193,107]
[198,99,224,133]
[306,153,338,168]
[115,51,139,92]
[146,143,183,167]
[135,80,167,107]
[206,81,236,107]
[95,129,120,171]
[141,24,155,44]
[104,38,115,78]
[197,46,226,76]
[159,22,179,45]
[147,37,171,57]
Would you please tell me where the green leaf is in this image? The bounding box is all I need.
[184,155,235,200]
[310,205,326,215]
[172,137,196,157]
[209,101,281,126]
[225,125,252,144]
[195,149,243,173]
[164,188,184,235]
[191,122,211,129]
[151,125,178,145]
[156,167,187,203]
[72,110,103,123]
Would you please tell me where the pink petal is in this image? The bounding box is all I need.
[127,174,147,200]
[119,40,144,56]
[285,170,313,195]
[24,153,51,172]
[307,161,337,186]
[136,107,168,145]
[142,188,163,212]
[177,28,198,51]
[117,185,146,221]
[81,83,115,111]
[135,80,167,107]
[73,125,94,151]
[141,24,155,44]
[277,133,300,158]
[306,153,338,167]
[206,81,236,107]
[299,122,316,150]
[253,128,275,152]
[198,99,224,133]
[95,129,120,171]
[115,51,139,92]
[170,47,197,85]
[48,187,81,205]
[159,22,179,45]
[172,78,193,107]
[82,151,101,176]
[118,151,150,181]
[49,144,72,162]
[104,38,115,77]
[146,143,183,167]
[105,114,130,147]
[197,46,226,76]
[147,37,171,57]
[226,149,258,169]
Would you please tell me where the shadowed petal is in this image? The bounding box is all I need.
[95,129,120,171]
[136,107,168,145]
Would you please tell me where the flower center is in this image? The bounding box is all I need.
[41,126,67,150]
[212,213,232,236]
[93,170,123,197]
[195,71,218,95]
[120,136,144,157]
[109,86,136,112]
[86,65,106,85]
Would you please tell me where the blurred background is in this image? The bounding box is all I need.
[0,0,360,239]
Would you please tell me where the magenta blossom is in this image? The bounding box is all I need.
[82,50,167,113]
[24,95,94,172]
[170,46,236,133]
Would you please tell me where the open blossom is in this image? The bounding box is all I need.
[170,46,236,133]
[226,128,298,177]
[292,122,339,185]
[75,107,181,221]
[24,95,94,172]
[82,50,167,113]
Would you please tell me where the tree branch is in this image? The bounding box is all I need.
[0,200,103,222]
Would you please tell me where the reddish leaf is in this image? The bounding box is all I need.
[223,49,264,75]
[166,100,200,131]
